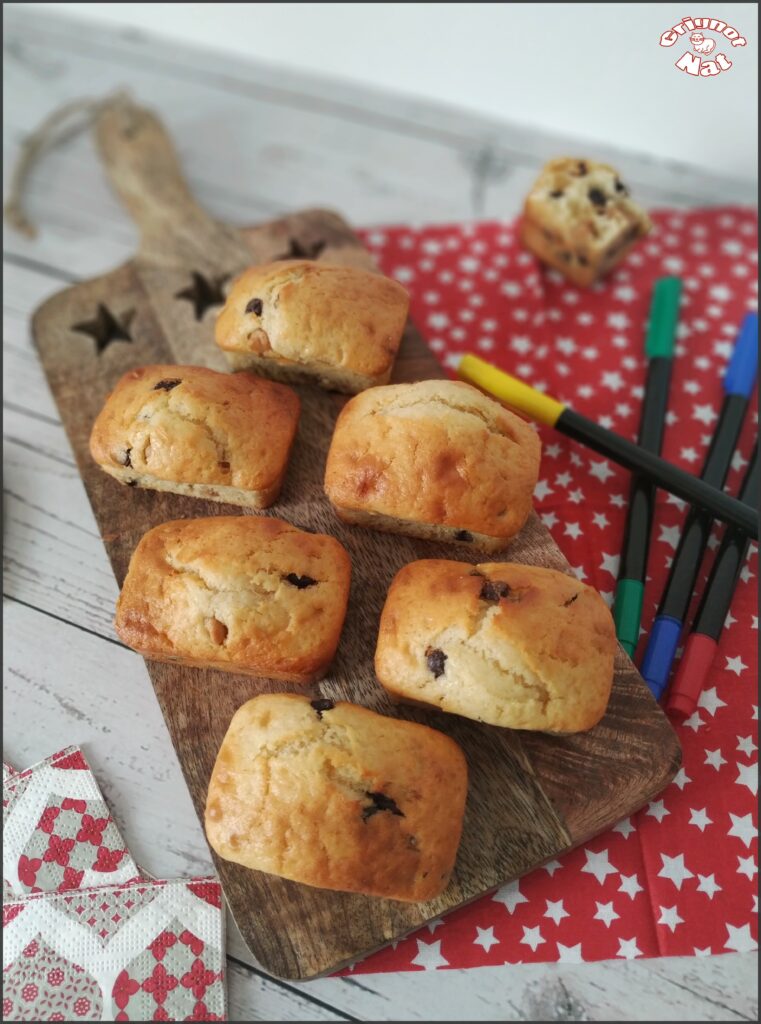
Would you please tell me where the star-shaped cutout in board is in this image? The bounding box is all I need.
[71,304,134,354]
[175,272,228,321]
[275,236,326,261]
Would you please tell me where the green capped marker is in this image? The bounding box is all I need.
[613,277,682,657]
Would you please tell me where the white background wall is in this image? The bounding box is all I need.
[11,2,759,182]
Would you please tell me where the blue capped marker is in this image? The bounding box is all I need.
[641,311,758,700]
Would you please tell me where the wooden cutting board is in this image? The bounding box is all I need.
[31,99,681,980]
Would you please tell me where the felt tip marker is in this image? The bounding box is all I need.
[614,277,681,657]
[640,311,758,700]
[667,444,759,718]
[457,351,758,537]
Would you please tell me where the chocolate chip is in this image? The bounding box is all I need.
[563,593,579,607]
[578,255,589,266]
[245,298,263,315]
[549,189,564,198]
[479,580,511,602]
[560,251,572,263]
[153,378,181,392]
[425,647,447,678]
[283,573,318,589]
[218,461,231,472]
[455,530,473,542]
[122,448,132,467]
[576,161,588,176]
[588,187,607,208]
[362,791,404,822]
[126,479,138,487]
[310,698,334,719]
[614,178,628,194]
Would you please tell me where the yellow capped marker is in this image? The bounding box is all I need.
[458,354,564,426]
[455,353,757,538]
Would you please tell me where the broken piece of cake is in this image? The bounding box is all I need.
[521,158,652,286]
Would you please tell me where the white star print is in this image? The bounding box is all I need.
[410,938,449,969]
[693,403,718,425]
[739,564,755,584]
[682,380,701,395]
[555,472,572,488]
[474,926,499,952]
[704,748,727,770]
[599,553,620,578]
[534,479,554,501]
[616,937,643,959]
[736,762,758,796]
[577,384,595,399]
[556,942,584,963]
[567,488,584,504]
[658,905,684,932]
[731,449,749,472]
[570,565,587,581]
[693,946,713,957]
[589,459,616,483]
[544,899,569,925]
[658,853,693,890]
[613,817,635,839]
[724,923,757,953]
[602,371,625,392]
[619,874,643,899]
[492,879,528,914]
[615,402,632,417]
[607,312,631,329]
[545,443,562,458]
[564,523,582,540]
[753,894,759,913]
[671,767,692,790]
[592,512,610,528]
[543,860,562,877]
[696,873,722,899]
[737,736,758,756]
[541,512,558,529]
[680,447,699,463]
[658,524,681,548]
[725,655,748,676]
[737,855,757,880]
[520,926,545,952]
[728,812,758,848]
[643,801,669,825]
[698,688,727,716]
[688,808,713,831]
[581,848,618,885]
[594,901,620,928]
[682,711,705,732]
[426,918,444,933]
[510,335,532,354]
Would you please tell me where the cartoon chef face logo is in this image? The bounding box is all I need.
[690,32,716,54]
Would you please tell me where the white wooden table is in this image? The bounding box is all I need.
[2,7,757,1020]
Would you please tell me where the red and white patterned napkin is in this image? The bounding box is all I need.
[342,206,758,972]
[3,748,139,900]
[3,878,225,1022]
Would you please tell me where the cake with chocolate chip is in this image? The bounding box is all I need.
[324,379,541,551]
[90,365,300,509]
[375,560,616,733]
[115,516,351,682]
[205,693,468,901]
[215,260,409,393]
[521,158,652,286]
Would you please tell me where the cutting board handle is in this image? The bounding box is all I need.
[95,97,248,265]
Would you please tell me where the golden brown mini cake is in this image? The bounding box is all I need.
[375,560,616,733]
[115,516,351,682]
[521,158,652,286]
[214,260,410,393]
[324,379,541,552]
[205,693,468,901]
[89,365,300,509]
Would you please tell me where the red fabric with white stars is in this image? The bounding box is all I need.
[344,207,758,972]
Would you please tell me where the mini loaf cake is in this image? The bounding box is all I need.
[214,260,410,393]
[89,364,300,509]
[375,560,616,733]
[115,516,351,682]
[324,380,541,552]
[205,693,468,901]
[521,158,652,287]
